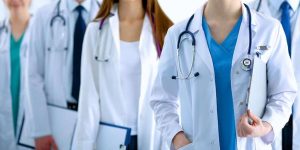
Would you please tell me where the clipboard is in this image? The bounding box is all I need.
[96,122,131,150]
[246,55,267,118]
[17,103,77,150]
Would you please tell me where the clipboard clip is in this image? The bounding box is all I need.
[67,101,78,111]
[119,144,126,150]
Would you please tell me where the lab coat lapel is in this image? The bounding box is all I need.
[2,19,11,89]
[90,0,100,21]
[258,0,272,15]
[138,14,157,113]
[20,17,33,58]
[190,5,214,76]
[232,4,258,68]
[109,5,120,60]
[17,18,33,138]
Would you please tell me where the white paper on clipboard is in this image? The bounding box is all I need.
[18,104,77,150]
[96,122,131,150]
[247,55,267,118]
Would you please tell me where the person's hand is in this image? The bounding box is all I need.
[172,131,191,150]
[35,135,58,150]
[238,110,272,137]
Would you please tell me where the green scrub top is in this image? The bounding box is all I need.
[10,33,24,136]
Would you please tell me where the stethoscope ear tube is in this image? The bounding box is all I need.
[177,31,196,49]
[50,0,66,27]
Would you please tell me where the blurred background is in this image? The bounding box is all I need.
[0,0,254,23]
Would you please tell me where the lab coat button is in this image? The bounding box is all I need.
[210,141,215,145]
[239,101,244,106]
[210,109,214,113]
[236,71,240,75]
[210,77,214,81]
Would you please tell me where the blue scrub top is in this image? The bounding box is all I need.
[202,16,242,150]
[10,33,24,136]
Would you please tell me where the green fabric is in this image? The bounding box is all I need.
[10,33,24,136]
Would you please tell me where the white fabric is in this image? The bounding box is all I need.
[150,3,297,150]
[120,40,141,135]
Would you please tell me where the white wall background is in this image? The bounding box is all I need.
[0,0,255,23]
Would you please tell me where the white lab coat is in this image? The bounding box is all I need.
[248,1,300,149]
[73,4,166,150]
[150,4,298,150]
[26,0,100,138]
[0,18,33,150]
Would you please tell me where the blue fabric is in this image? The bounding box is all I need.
[281,1,292,56]
[10,33,24,136]
[202,16,242,150]
[72,5,86,101]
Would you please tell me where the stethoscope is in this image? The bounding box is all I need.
[172,4,254,80]
[256,0,263,11]
[0,20,8,34]
[0,20,9,50]
[48,0,100,51]
[93,13,115,62]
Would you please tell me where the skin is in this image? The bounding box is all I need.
[172,0,272,149]
[119,0,145,42]
[4,0,31,40]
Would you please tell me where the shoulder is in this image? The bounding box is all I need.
[167,18,191,35]
[86,22,100,35]
[246,0,261,10]
[252,9,282,33]
[34,2,57,21]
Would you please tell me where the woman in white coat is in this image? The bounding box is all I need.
[150,0,298,149]
[73,0,172,149]
[0,0,32,149]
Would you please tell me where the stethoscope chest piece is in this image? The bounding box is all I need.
[241,57,252,71]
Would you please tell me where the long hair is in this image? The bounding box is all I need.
[95,0,173,57]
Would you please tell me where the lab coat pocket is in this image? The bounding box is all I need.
[253,137,272,150]
[45,48,67,105]
[178,143,193,150]
[0,48,8,54]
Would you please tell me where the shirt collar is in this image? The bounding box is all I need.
[269,0,300,12]
[68,0,92,12]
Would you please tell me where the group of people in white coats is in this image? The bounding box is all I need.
[1,0,300,150]
[1,0,173,149]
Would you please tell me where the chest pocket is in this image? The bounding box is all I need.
[44,25,68,103]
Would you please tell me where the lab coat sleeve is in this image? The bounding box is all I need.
[26,9,51,138]
[261,22,298,144]
[72,24,100,150]
[150,28,183,148]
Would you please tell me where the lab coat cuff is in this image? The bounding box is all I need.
[167,125,183,149]
[261,118,278,144]
[73,141,95,150]
[260,128,275,144]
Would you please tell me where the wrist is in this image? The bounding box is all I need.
[172,132,190,149]
[262,121,272,135]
